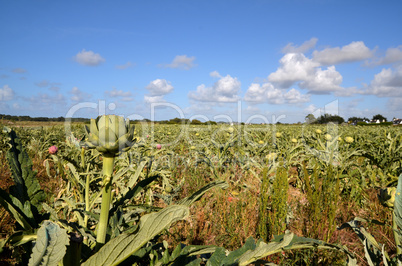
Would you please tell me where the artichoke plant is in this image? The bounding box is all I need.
[83,115,136,246]
[84,115,135,157]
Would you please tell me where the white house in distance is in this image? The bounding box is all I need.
[393,118,402,125]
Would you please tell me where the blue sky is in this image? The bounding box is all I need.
[1,0,402,123]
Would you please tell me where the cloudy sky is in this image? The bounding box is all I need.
[1,0,402,123]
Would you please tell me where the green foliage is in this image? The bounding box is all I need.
[3,120,402,264]
[83,205,189,266]
[258,167,270,241]
[268,162,289,237]
[339,173,402,265]
[4,127,46,211]
[136,231,356,265]
[315,114,345,124]
[301,162,340,241]
[373,114,387,122]
[0,128,47,236]
[360,129,402,179]
[28,221,69,266]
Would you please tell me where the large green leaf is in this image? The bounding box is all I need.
[338,218,384,264]
[220,236,256,265]
[394,173,402,231]
[234,231,357,266]
[83,204,189,266]
[177,180,228,206]
[0,188,34,230]
[236,231,294,266]
[1,130,46,226]
[4,128,46,214]
[28,221,69,266]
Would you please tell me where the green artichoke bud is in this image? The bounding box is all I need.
[84,115,135,157]
[378,187,396,208]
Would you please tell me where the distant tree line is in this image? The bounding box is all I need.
[305,114,345,124]
[0,114,218,125]
[0,114,90,123]
[156,118,217,125]
[305,113,390,125]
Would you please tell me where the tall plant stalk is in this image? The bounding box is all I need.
[393,212,402,256]
[96,156,115,245]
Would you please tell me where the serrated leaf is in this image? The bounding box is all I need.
[6,129,46,208]
[28,221,69,266]
[83,205,189,266]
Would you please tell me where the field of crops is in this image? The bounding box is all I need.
[1,116,402,265]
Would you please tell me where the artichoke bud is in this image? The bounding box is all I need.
[379,187,396,208]
[90,118,98,135]
[84,115,136,156]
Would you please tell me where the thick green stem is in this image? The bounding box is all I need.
[83,148,89,245]
[393,212,402,256]
[81,147,86,170]
[96,156,115,246]
[84,173,90,245]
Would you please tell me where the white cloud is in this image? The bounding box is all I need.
[371,46,402,66]
[144,79,174,104]
[105,88,133,101]
[362,66,402,97]
[244,82,309,104]
[160,55,196,70]
[188,75,241,102]
[210,71,222,78]
[304,104,317,114]
[73,49,105,66]
[282,37,318,54]
[244,83,274,102]
[146,79,174,96]
[245,105,261,113]
[268,53,319,88]
[284,88,310,103]
[312,41,374,65]
[267,53,352,95]
[144,95,166,104]
[70,86,90,102]
[116,61,133,69]
[0,85,14,101]
[299,66,345,95]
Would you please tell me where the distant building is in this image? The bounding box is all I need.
[393,118,402,125]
